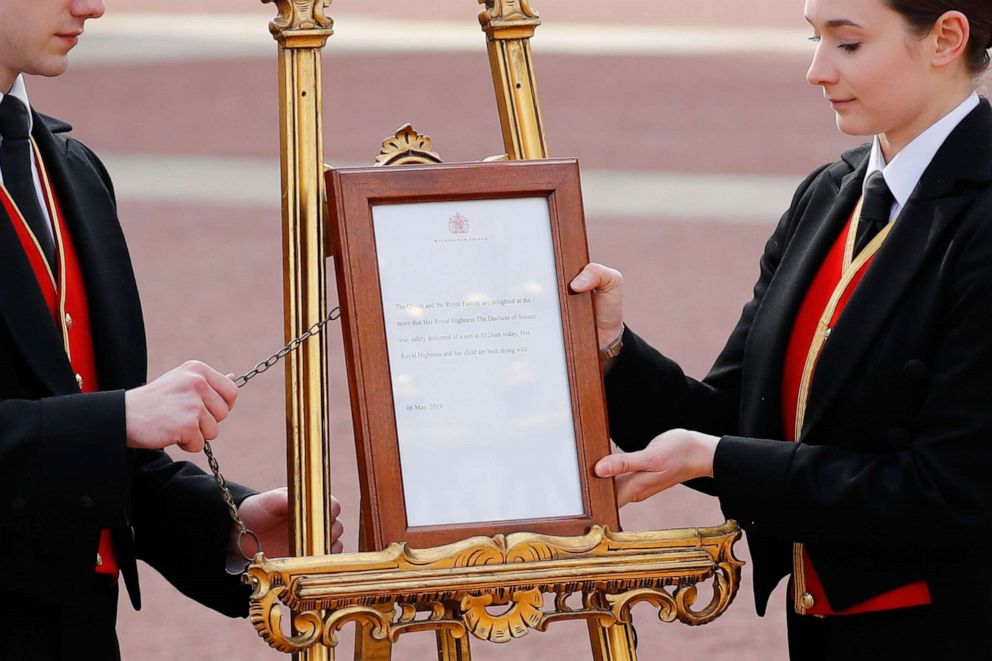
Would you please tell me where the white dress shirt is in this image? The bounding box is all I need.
[866,91,980,221]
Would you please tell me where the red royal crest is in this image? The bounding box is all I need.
[449,212,469,234]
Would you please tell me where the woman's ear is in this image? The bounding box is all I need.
[930,10,970,69]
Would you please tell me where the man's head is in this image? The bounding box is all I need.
[0,0,105,92]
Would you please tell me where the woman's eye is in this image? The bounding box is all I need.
[838,43,861,52]
[808,35,821,44]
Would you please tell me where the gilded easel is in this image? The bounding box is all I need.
[253,1,743,659]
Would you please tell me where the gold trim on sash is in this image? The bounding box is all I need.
[791,197,896,615]
[0,140,71,361]
[31,139,71,361]
[0,178,57,288]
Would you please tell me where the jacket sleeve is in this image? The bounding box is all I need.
[0,390,129,528]
[130,449,256,618]
[713,208,992,550]
[605,163,832,452]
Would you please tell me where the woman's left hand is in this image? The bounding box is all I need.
[595,430,720,507]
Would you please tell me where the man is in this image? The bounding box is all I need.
[0,1,343,657]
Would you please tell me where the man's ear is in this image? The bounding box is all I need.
[930,10,970,69]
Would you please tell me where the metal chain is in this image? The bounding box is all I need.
[203,307,341,564]
[234,307,341,389]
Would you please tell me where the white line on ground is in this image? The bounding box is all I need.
[76,13,812,65]
[100,153,800,223]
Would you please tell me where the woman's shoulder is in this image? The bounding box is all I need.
[783,145,869,219]
[792,144,870,198]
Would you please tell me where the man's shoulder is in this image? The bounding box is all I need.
[36,112,73,135]
[32,110,113,189]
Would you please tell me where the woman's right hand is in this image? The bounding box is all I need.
[570,263,624,350]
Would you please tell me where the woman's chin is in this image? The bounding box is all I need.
[834,114,875,139]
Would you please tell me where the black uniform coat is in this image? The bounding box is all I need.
[605,99,992,620]
[0,113,251,656]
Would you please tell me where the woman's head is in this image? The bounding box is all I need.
[805,0,986,157]
[884,1,992,75]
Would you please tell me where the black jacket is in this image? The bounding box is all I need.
[605,99,992,617]
[0,113,252,652]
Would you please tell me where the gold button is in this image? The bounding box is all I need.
[65,312,73,329]
[96,552,103,567]
[800,592,815,609]
[75,373,83,389]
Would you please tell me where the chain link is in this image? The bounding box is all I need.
[203,307,341,564]
[234,307,341,388]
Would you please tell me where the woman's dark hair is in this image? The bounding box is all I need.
[884,0,992,75]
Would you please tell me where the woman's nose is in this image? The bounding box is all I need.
[806,44,837,88]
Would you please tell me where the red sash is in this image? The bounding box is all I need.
[1,141,118,576]
[781,203,928,615]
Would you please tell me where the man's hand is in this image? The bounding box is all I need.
[124,361,238,453]
[232,488,344,559]
[569,263,625,350]
[595,430,719,506]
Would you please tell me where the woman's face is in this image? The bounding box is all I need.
[804,0,937,146]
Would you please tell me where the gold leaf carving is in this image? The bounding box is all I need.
[505,526,606,563]
[479,0,540,21]
[374,124,444,166]
[321,605,392,648]
[461,589,544,643]
[246,570,323,654]
[248,522,743,653]
[263,0,334,36]
[605,561,741,627]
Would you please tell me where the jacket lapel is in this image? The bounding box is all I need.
[800,100,992,440]
[32,113,148,390]
[739,152,866,438]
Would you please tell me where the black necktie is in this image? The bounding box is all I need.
[0,94,55,270]
[854,171,894,257]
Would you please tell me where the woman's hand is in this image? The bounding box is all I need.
[570,263,625,350]
[595,430,719,506]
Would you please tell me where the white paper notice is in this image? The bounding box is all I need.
[372,197,584,527]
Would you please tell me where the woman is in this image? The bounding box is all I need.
[571,0,992,657]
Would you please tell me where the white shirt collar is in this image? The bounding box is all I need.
[0,74,33,135]
[866,91,980,217]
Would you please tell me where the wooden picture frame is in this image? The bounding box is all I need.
[327,159,618,550]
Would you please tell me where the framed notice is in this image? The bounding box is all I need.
[327,159,618,550]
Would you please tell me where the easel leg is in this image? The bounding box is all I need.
[353,603,394,661]
[436,600,471,660]
[354,518,393,660]
[588,620,637,661]
[435,628,472,661]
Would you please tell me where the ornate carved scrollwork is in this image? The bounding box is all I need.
[461,589,544,643]
[479,0,541,39]
[606,560,740,627]
[262,0,334,39]
[247,573,323,654]
[321,605,392,648]
[479,0,540,23]
[247,523,744,653]
[375,125,444,166]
